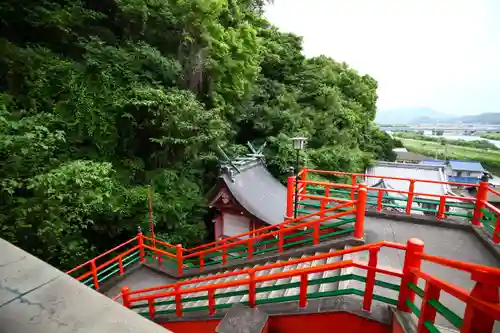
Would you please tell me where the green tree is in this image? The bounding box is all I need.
[0,0,395,270]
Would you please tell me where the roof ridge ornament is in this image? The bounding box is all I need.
[215,142,268,175]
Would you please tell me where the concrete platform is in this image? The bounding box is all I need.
[103,266,176,300]
[0,238,171,333]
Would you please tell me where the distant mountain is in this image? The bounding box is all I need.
[375,108,500,125]
[456,113,500,124]
[375,107,450,125]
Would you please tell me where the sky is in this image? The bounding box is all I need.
[264,0,500,115]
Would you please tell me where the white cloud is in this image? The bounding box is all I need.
[265,0,500,114]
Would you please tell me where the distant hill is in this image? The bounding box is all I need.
[375,107,450,124]
[457,113,500,124]
[376,108,500,125]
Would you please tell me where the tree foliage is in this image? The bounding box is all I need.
[0,0,394,269]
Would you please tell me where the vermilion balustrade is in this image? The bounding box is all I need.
[68,169,500,292]
[121,238,500,333]
[293,168,500,243]
[67,198,361,289]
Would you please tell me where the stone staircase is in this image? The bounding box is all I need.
[131,248,346,317]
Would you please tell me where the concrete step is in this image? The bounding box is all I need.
[283,255,310,297]
[267,258,300,299]
[132,248,349,315]
[318,249,343,293]
[255,260,285,300]
[192,269,243,308]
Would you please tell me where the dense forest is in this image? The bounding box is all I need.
[0,0,395,270]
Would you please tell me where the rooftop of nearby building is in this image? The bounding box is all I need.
[420,159,446,166]
[448,160,485,172]
[365,161,452,198]
[394,151,428,161]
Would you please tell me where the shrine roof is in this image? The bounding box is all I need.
[215,159,287,226]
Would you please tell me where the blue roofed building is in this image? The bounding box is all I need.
[446,160,485,184]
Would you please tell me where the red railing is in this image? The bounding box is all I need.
[400,239,500,333]
[180,199,361,274]
[66,233,178,290]
[120,238,500,333]
[292,168,500,242]
[67,198,362,292]
[123,240,406,317]
[66,235,142,289]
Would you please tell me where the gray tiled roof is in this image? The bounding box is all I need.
[395,151,429,161]
[365,162,453,198]
[220,161,286,225]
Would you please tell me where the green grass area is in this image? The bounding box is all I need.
[481,133,500,140]
[400,138,500,174]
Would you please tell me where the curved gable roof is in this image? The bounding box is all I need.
[220,162,286,225]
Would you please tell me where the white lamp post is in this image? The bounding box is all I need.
[291,137,307,218]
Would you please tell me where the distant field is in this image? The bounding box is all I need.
[481,133,500,140]
[400,138,500,174]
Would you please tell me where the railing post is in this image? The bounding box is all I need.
[493,215,500,244]
[416,282,440,333]
[320,198,326,218]
[286,176,295,219]
[436,197,446,220]
[472,180,489,226]
[247,238,253,260]
[299,273,308,308]
[350,175,357,200]
[90,259,99,290]
[148,299,155,320]
[313,221,320,245]
[208,289,216,315]
[199,254,204,271]
[138,232,145,262]
[354,183,367,239]
[157,250,162,266]
[222,241,227,265]
[397,238,424,312]
[121,286,131,308]
[174,284,183,317]
[460,270,500,333]
[406,180,415,215]
[176,244,183,276]
[300,168,308,195]
[118,256,124,275]
[248,268,256,308]
[377,190,383,212]
[363,246,380,311]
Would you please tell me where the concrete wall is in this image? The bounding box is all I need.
[0,237,171,333]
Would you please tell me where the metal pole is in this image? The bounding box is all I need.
[148,185,155,247]
[294,150,300,219]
